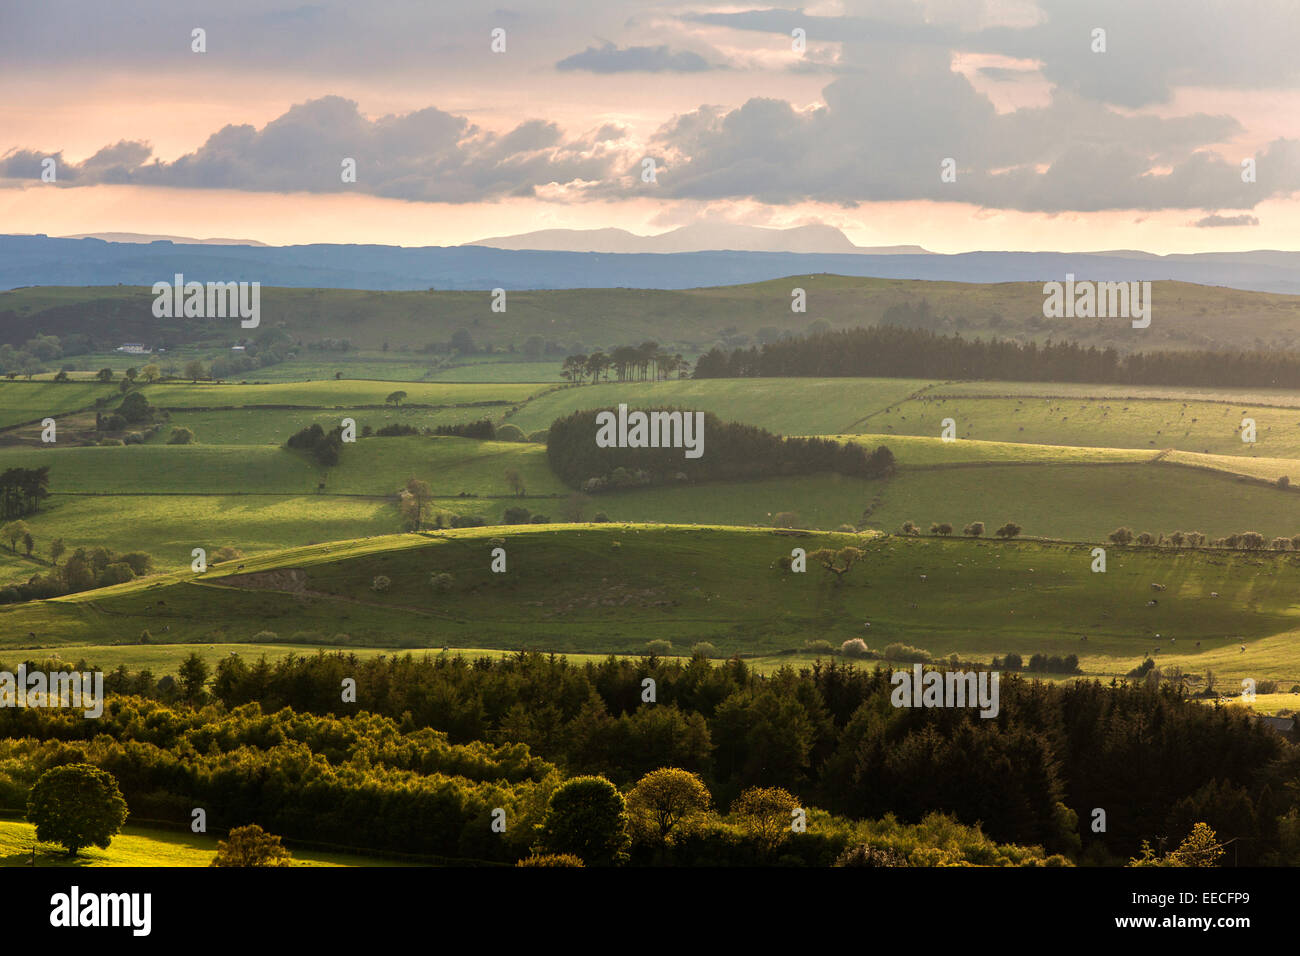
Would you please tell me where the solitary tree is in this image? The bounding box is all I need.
[210,824,294,867]
[2,520,31,553]
[385,390,407,407]
[49,537,66,566]
[26,764,129,857]
[537,776,630,866]
[626,768,712,844]
[808,546,865,582]
[141,364,161,383]
[178,652,210,703]
[731,786,799,853]
[95,367,113,382]
[401,477,433,530]
[504,467,526,497]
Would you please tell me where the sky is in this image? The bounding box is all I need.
[1,0,1297,253]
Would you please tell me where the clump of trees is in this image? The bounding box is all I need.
[0,546,154,603]
[434,420,495,440]
[548,408,895,491]
[0,466,50,519]
[561,343,688,384]
[285,423,345,466]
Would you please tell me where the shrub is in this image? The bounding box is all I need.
[1109,527,1134,546]
[1278,475,1290,489]
[429,572,455,592]
[123,432,144,445]
[899,520,920,535]
[772,511,799,529]
[502,507,532,524]
[252,631,279,641]
[496,423,526,442]
[210,824,293,867]
[449,514,486,528]
[834,843,909,867]
[375,423,419,437]
[883,642,932,663]
[167,427,195,445]
[371,575,392,592]
[516,853,584,867]
[592,513,611,523]
[644,639,673,656]
[530,514,550,524]
[964,522,984,537]
[995,522,1022,539]
[805,639,836,655]
[691,642,718,658]
[840,638,871,658]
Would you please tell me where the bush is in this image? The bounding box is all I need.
[995,522,1022,539]
[450,515,486,528]
[644,639,673,656]
[691,642,718,658]
[964,522,984,537]
[496,423,526,442]
[123,432,144,445]
[516,853,584,867]
[840,638,872,658]
[805,639,836,655]
[167,427,195,445]
[210,824,293,867]
[883,642,932,663]
[502,507,532,524]
[372,575,392,592]
[899,520,920,535]
[375,423,419,437]
[592,513,611,523]
[1278,476,1290,489]
[429,572,455,592]
[530,514,550,524]
[834,843,909,867]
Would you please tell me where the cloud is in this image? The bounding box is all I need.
[2,96,630,203]
[556,42,716,73]
[1193,213,1261,227]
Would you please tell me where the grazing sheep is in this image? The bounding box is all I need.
[1211,592,1219,598]
[1147,599,1158,606]
[1150,583,1166,592]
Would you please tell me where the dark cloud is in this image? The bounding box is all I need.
[1194,213,1261,227]
[556,42,715,73]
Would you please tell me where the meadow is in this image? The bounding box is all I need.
[0,818,408,867]
[5,525,1300,689]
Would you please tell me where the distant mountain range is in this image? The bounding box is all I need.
[465,223,929,255]
[3,234,1300,294]
[59,232,269,246]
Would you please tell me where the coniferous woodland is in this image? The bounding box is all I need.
[0,467,50,520]
[547,407,896,490]
[692,326,1300,388]
[0,652,1294,866]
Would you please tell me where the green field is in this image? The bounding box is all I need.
[140,380,548,408]
[5,525,1300,687]
[857,393,1300,457]
[0,818,407,867]
[505,377,934,435]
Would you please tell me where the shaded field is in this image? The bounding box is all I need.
[139,380,549,408]
[143,406,509,445]
[504,377,934,435]
[5,526,1299,684]
[865,462,1300,540]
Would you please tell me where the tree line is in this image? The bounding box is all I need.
[561,342,688,384]
[693,325,1300,388]
[24,650,1295,864]
[547,408,896,491]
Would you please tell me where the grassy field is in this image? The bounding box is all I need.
[865,462,1300,540]
[856,393,1300,456]
[140,380,549,408]
[0,381,115,428]
[5,525,1300,685]
[505,377,934,435]
[0,819,408,867]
